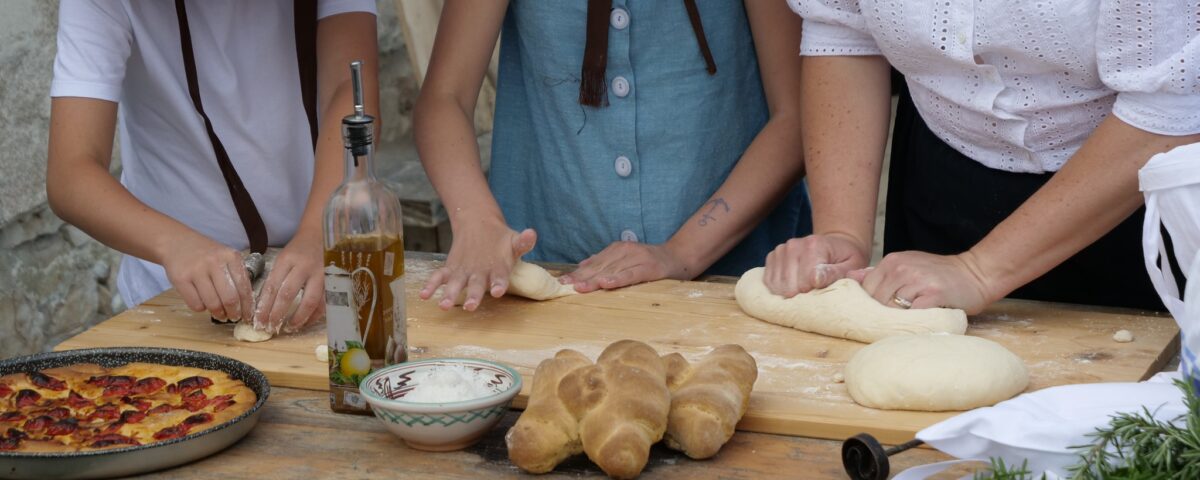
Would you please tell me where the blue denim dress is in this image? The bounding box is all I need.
[488,0,812,276]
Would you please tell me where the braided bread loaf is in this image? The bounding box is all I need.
[507,341,756,477]
[507,340,669,478]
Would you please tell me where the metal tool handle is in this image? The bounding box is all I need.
[842,433,924,480]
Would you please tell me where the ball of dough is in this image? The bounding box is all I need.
[315,344,329,362]
[1113,330,1134,343]
[233,323,274,343]
[845,334,1028,411]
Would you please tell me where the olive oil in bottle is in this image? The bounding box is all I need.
[323,61,406,414]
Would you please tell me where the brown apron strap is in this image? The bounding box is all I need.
[174,0,270,254]
[294,0,319,148]
[579,0,612,107]
[681,0,717,75]
[579,1,717,107]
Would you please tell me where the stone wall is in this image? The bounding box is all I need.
[0,1,420,359]
[0,207,122,358]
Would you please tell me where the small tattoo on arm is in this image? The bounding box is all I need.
[698,198,731,227]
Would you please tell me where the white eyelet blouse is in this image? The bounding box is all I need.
[789,0,1200,174]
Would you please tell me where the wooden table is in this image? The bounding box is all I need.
[129,386,978,479]
[65,253,1173,479]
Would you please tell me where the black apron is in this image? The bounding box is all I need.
[883,81,1167,311]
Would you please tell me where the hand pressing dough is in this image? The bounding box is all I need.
[230,248,303,343]
[452,261,577,304]
[845,334,1028,411]
[233,322,274,342]
[734,267,967,343]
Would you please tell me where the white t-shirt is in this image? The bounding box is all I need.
[51,0,376,308]
[789,0,1200,174]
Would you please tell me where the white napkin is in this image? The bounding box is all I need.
[892,377,1187,480]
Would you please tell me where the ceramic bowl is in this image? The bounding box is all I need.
[359,358,522,452]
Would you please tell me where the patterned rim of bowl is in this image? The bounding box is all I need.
[359,358,522,414]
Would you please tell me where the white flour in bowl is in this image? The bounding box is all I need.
[403,365,496,403]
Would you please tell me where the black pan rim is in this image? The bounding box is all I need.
[0,346,270,459]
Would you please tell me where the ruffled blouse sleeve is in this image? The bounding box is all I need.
[1098,0,1200,136]
[788,0,882,56]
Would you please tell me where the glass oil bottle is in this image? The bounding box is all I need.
[323,61,406,414]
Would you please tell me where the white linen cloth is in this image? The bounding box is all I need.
[1141,143,1200,390]
[894,375,1188,480]
[787,0,1200,174]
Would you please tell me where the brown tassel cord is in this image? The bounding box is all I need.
[682,0,717,75]
[579,0,613,107]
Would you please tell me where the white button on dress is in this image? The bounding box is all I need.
[610,8,630,30]
[611,76,630,98]
[620,230,639,243]
[614,155,632,177]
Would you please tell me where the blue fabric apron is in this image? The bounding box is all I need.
[488,0,811,276]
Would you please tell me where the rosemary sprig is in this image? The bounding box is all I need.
[1067,379,1200,480]
[973,457,1043,480]
[969,379,1199,480]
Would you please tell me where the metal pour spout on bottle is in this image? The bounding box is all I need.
[343,61,373,167]
[323,60,407,415]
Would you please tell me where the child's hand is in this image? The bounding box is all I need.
[160,232,254,322]
[561,242,691,293]
[252,232,325,334]
[420,217,537,311]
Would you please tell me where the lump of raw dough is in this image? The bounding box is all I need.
[315,344,329,362]
[508,261,577,300]
[233,322,274,343]
[734,267,967,343]
[1113,330,1134,343]
[845,334,1028,411]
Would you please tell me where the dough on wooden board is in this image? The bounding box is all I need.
[233,322,273,342]
[734,267,967,343]
[845,334,1028,411]
[452,261,577,304]
[508,261,577,300]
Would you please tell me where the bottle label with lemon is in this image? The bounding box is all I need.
[324,235,407,414]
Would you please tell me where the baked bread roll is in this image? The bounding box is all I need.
[504,349,593,473]
[506,340,670,479]
[661,344,758,459]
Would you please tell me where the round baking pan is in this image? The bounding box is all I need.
[0,347,270,479]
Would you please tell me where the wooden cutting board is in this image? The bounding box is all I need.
[57,256,1180,443]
